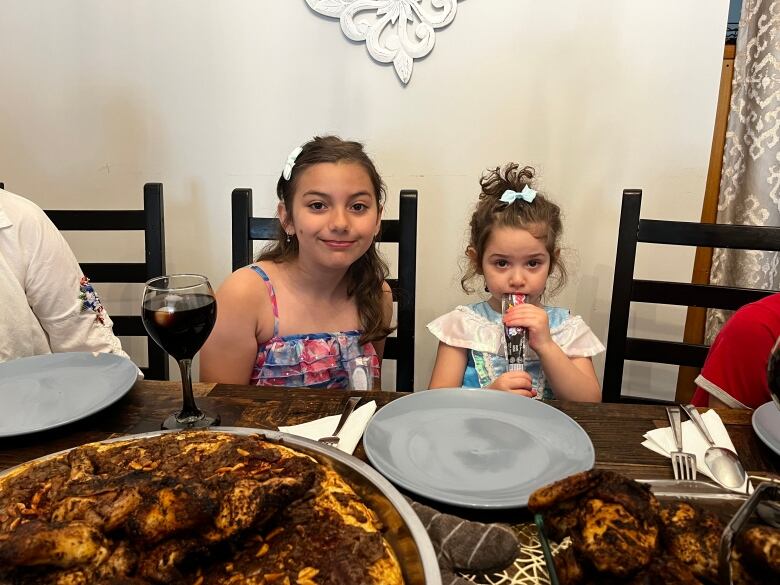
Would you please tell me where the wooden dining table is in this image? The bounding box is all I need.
[2,380,778,522]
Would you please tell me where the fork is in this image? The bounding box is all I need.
[318,396,361,446]
[666,406,697,481]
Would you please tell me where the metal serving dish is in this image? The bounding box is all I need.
[0,427,442,585]
[534,479,773,585]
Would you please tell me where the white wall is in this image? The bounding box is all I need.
[0,0,729,397]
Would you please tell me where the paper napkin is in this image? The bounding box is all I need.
[278,401,377,455]
[642,409,751,493]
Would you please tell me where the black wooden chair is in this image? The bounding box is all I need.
[44,183,168,380]
[231,188,418,391]
[602,189,780,402]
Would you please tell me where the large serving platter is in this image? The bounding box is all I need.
[0,427,441,585]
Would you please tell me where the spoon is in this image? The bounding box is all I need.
[680,404,747,490]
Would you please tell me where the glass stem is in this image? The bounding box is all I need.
[177,359,202,418]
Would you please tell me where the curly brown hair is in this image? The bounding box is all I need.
[257,135,394,345]
[461,163,567,297]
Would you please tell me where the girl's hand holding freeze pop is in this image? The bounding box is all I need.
[487,370,537,398]
[503,304,554,354]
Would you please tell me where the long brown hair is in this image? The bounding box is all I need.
[461,163,567,297]
[258,136,394,345]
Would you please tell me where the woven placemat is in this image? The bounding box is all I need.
[460,523,570,585]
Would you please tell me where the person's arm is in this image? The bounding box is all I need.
[505,304,601,402]
[428,342,468,389]
[707,396,730,409]
[200,269,269,384]
[22,206,126,357]
[693,300,777,409]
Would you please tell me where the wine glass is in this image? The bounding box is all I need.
[142,274,220,429]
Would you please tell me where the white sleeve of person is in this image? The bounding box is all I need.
[427,306,503,354]
[406,497,518,585]
[551,315,605,358]
[21,205,128,358]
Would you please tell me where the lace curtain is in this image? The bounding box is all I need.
[706,0,780,343]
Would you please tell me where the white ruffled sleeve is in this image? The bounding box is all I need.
[426,306,504,354]
[550,315,605,358]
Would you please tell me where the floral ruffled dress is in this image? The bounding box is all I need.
[248,265,379,389]
[427,301,605,399]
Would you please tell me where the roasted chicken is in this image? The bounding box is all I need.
[0,431,403,585]
[529,469,777,585]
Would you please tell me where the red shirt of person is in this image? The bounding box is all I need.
[691,293,780,409]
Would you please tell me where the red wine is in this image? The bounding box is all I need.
[142,294,217,360]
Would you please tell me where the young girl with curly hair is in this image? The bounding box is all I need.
[427,163,603,401]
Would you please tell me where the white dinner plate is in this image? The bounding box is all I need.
[0,352,138,437]
[363,389,595,509]
[752,401,780,457]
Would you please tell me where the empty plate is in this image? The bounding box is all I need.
[0,352,138,437]
[363,389,595,509]
[752,401,780,457]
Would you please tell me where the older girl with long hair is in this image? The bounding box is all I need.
[201,136,393,388]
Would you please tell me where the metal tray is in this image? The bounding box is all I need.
[534,479,753,585]
[0,427,442,585]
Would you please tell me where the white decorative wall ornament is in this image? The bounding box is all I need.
[305,0,458,85]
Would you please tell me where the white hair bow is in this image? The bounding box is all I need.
[282,146,303,180]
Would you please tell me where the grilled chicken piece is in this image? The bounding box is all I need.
[66,449,95,482]
[127,483,215,543]
[576,498,658,577]
[659,501,722,582]
[0,520,109,568]
[206,476,307,542]
[52,488,144,532]
[737,525,780,576]
[528,469,603,511]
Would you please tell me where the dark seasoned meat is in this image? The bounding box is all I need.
[126,483,215,544]
[0,520,109,568]
[575,498,658,577]
[528,469,603,511]
[552,544,584,585]
[0,431,402,585]
[659,501,722,582]
[543,499,580,542]
[737,525,780,576]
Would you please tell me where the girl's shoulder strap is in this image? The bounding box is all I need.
[247,264,279,338]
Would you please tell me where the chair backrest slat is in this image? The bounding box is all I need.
[43,183,168,380]
[80,263,149,283]
[631,280,773,310]
[625,338,710,368]
[45,210,146,231]
[639,219,780,249]
[603,189,780,403]
[231,188,418,390]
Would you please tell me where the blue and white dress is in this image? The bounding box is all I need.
[427,301,605,399]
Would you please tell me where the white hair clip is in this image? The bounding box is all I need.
[282,146,303,180]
